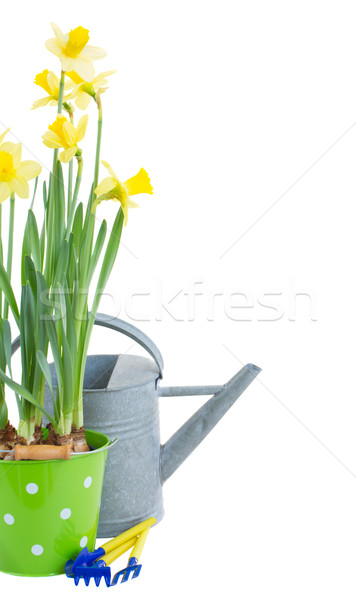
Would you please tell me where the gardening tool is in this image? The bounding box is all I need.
[4,444,71,460]
[4,440,118,460]
[41,313,261,536]
[66,517,155,587]
[111,526,150,585]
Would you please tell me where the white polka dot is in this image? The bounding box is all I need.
[80,536,88,548]
[60,508,71,520]
[84,476,92,488]
[4,514,14,525]
[31,545,43,556]
[26,483,38,495]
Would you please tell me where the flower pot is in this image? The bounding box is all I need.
[0,429,110,577]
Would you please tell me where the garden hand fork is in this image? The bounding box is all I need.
[111,526,151,585]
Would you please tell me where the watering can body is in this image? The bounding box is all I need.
[43,314,261,537]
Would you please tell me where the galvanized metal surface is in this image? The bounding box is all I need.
[42,314,261,537]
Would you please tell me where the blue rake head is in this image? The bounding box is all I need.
[65,556,112,587]
[111,557,142,585]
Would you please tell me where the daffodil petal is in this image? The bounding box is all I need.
[121,202,129,226]
[9,177,29,199]
[76,114,88,142]
[0,182,11,204]
[16,161,42,180]
[60,56,76,72]
[45,38,63,58]
[102,160,119,182]
[32,97,51,109]
[77,61,95,81]
[95,70,117,80]
[46,71,59,93]
[61,55,95,81]
[94,177,116,196]
[75,92,91,110]
[50,22,67,47]
[42,132,63,148]
[81,45,107,60]
[12,143,22,168]
[128,198,140,208]
[0,142,18,155]
[62,121,77,146]
[59,147,78,163]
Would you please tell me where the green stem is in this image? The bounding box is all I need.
[92,95,103,206]
[3,195,15,320]
[53,71,66,168]
[57,70,66,115]
[66,156,83,236]
[67,110,74,222]
[68,160,73,220]
[45,71,66,284]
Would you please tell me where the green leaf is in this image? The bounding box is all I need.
[44,317,64,399]
[36,272,50,354]
[0,366,55,426]
[92,208,124,316]
[0,263,19,327]
[72,202,83,255]
[42,180,48,211]
[26,210,41,271]
[30,176,39,211]
[52,239,69,289]
[86,219,107,287]
[0,399,8,429]
[36,350,55,404]
[58,316,74,417]
[54,161,65,259]
[24,255,37,295]
[3,320,12,375]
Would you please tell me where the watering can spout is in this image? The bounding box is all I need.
[159,363,261,484]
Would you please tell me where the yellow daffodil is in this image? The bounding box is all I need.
[45,23,106,80]
[67,70,116,110]
[42,114,88,163]
[0,142,42,203]
[32,69,73,109]
[93,160,153,225]
[0,128,10,144]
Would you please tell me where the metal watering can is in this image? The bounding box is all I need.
[44,313,261,537]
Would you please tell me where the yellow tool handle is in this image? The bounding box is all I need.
[101,517,156,554]
[104,536,137,566]
[130,526,150,562]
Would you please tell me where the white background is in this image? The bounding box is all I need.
[1,0,356,598]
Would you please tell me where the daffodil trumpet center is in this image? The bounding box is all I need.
[64,26,89,58]
[0,152,15,182]
[34,69,53,95]
[48,115,71,148]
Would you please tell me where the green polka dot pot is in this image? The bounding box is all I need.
[0,429,110,577]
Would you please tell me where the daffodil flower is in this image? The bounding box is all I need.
[93,160,153,225]
[45,23,106,80]
[32,69,73,109]
[0,142,42,204]
[67,70,116,110]
[42,114,88,163]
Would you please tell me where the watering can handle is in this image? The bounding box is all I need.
[11,312,164,378]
